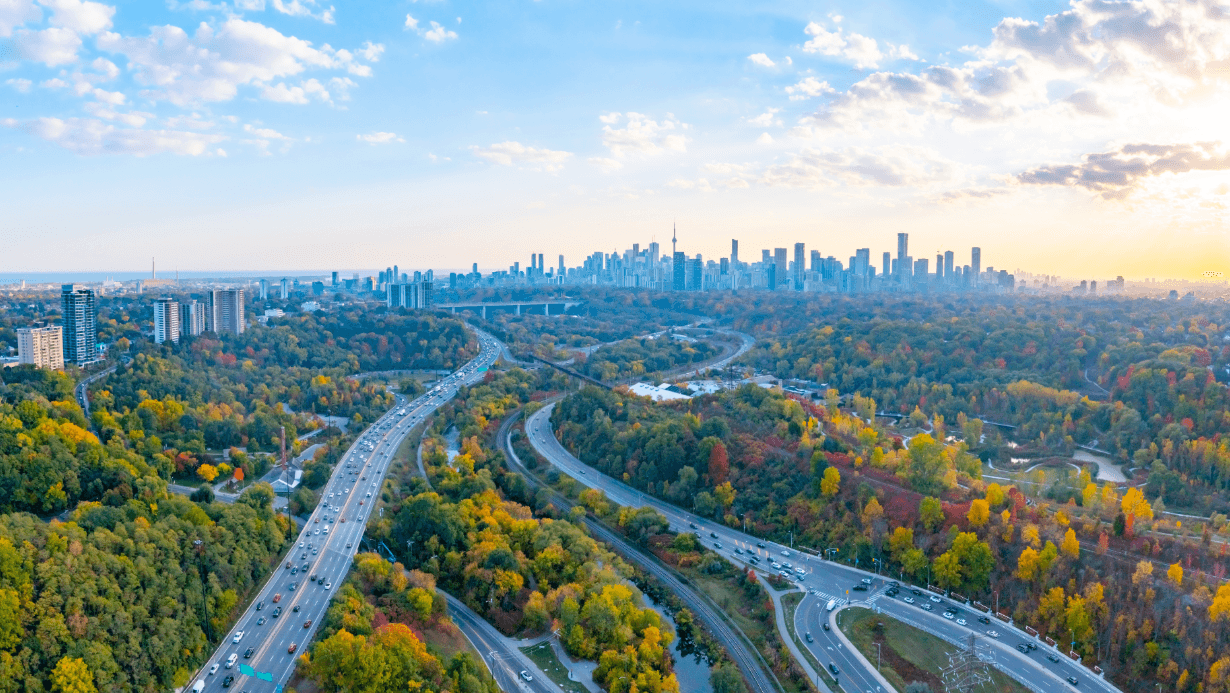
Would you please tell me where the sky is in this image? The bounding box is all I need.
[2,0,1229,279]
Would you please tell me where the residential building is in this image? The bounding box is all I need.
[17,325,64,370]
[387,281,433,310]
[208,289,245,335]
[153,297,180,344]
[180,300,207,336]
[61,284,99,366]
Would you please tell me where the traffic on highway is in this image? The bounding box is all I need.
[525,403,1121,693]
[189,329,502,692]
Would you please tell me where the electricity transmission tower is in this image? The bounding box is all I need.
[940,633,994,693]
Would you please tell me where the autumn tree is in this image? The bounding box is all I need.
[1168,563,1184,588]
[1060,528,1080,558]
[967,499,990,528]
[52,657,97,693]
[821,467,840,497]
[920,496,944,532]
[708,441,729,485]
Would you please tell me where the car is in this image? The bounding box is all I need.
[285,561,292,569]
[304,619,313,629]
[243,647,253,659]
[293,605,301,612]
[288,643,297,654]
[688,522,698,529]
[922,603,933,611]
[715,542,724,549]
[734,548,743,555]
[822,622,830,631]
[1026,642,1038,651]
[341,518,347,523]
[829,663,840,676]
[987,630,999,638]
[756,542,766,548]
[853,584,869,591]
[346,542,352,548]
[299,542,304,548]
[324,582,332,589]
[313,529,319,535]
[1067,677,1079,686]
[310,574,317,582]
[520,671,534,682]
[943,612,954,620]
[781,550,791,557]
[929,595,941,603]
[222,675,234,688]
[302,563,309,572]
[232,631,244,643]
[911,588,922,595]
[978,616,991,624]
[226,654,237,668]
[904,596,915,604]
[209,663,219,675]
[289,582,297,591]
[1047,654,1061,663]
[784,562,793,570]
[861,578,872,585]
[805,632,814,643]
[956,618,967,626]
[313,548,319,554]
[1017,644,1030,653]
[291,567,298,575]
[257,617,266,626]
[709,532,718,539]
[273,607,282,617]
[315,517,320,523]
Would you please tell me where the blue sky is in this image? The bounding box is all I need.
[3,0,1229,278]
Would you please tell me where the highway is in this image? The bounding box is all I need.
[188,330,502,693]
[525,404,1122,693]
[444,589,560,693]
[497,412,780,693]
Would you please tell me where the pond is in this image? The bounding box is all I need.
[646,599,713,693]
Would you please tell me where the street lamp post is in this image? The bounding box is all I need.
[874,642,882,671]
[994,590,1000,613]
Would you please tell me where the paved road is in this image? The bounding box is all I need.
[187,330,502,693]
[498,412,781,693]
[75,363,117,420]
[525,404,1122,693]
[444,587,561,693]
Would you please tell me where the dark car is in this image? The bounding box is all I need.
[244,647,253,659]
[255,602,263,611]
[1047,654,1061,663]
[822,622,830,631]
[222,676,234,688]
[273,606,282,617]
[1017,644,1030,653]
[978,616,991,624]
[1068,677,1079,686]
[289,582,297,591]
[293,605,301,612]
[829,663,840,676]
[709,532,718,539]
[756,542,766,548]
[852,584,869,591]
[805,632,814,643]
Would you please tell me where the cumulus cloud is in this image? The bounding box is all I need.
[41,0,113,34]
[6,77,32,92]
[4,116,224,155]
[270,0,334,24]
[96,18,379,105]
[357,131,403,144]
[1018,142,1230,200]
[761,146,953,188]
[1,0,41,37]
[599,112,689,158]
[471,141,572,172]
[406,14,456,42]
[747,53,775,68]
[747,108,781,127]
[785,76,832,100]
[588,156,622,172]
[14,26,81,65]
[801,18,916,70]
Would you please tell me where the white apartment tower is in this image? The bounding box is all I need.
[153,297,181,344]
[17,326,64,370]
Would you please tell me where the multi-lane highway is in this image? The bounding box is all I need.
[525,404,1122,693]
[188,330,501,692]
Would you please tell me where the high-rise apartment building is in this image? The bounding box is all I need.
[731,239,739,267]
[774,248,787,286]
[811,249,822,272]
[181,300,207,337]
[61,284,99,366]
[259,279,268,300]
[388,281,433,310]
[672,252,686,290]
[897,233,908,264]
[855,248,871,276]
[882,252,891,277]
[936,254,945,280]
[153,297,180,344]
[332,271,339,287]
[971,247,981,283]
[208,289,245,335]
[944,251,954,281]
[279,278,289,299]
[17,326,64,370]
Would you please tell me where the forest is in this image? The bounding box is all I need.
[580,335,719,382]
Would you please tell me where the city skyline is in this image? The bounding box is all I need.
[3,0,1230,278]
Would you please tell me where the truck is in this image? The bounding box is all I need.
[192,681,205,693]
[826,599,837,612]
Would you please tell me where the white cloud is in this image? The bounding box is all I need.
[747,108,781,128]
[761,146,953,188]
[5,116,224,155]
[89,56,118,78]
[357,131,404,144]
[96,18,379,106]
[1019,142,1230,200]
[598,112,621,125]
[261,78,331,104]
[801,19,916,70]
[271,0,334,24]
[471,140,572,172]
[1,0,41,37]
[757,132,774,144]
[747,53,775,68]
[6,77,32,92]
[406,14,456,43]
[15,26,80,65]
[588,156,622,172]
[785,76,832,100]
[40,0,113,34]
[600,112,689,158]
[355,41,383,62]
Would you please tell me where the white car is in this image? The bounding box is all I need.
[520,671,533,682]
[943,612,954,620]
[780,550,791,557]
[956,618,967,626]
[232,631,244,644]
[209,663,219,675]
[987,630,1000,638]
[903,596,915,604]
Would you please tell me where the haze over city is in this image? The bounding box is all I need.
[3,0,1229,278]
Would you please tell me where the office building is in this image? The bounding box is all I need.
[181,300,207,336]
[17,325,64,370]
[153,297,180,344]
[971,247,981,283]
[793,243,805,290]
[774,248,787,286]
[61,284,99,366]
[897,233,908,264]
[208,289,245,335]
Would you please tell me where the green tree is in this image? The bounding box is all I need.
[920,497,944,532]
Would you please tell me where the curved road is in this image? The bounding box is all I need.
[526,404,1122,693]
[187,330,502,693]
[497,412,781,693]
